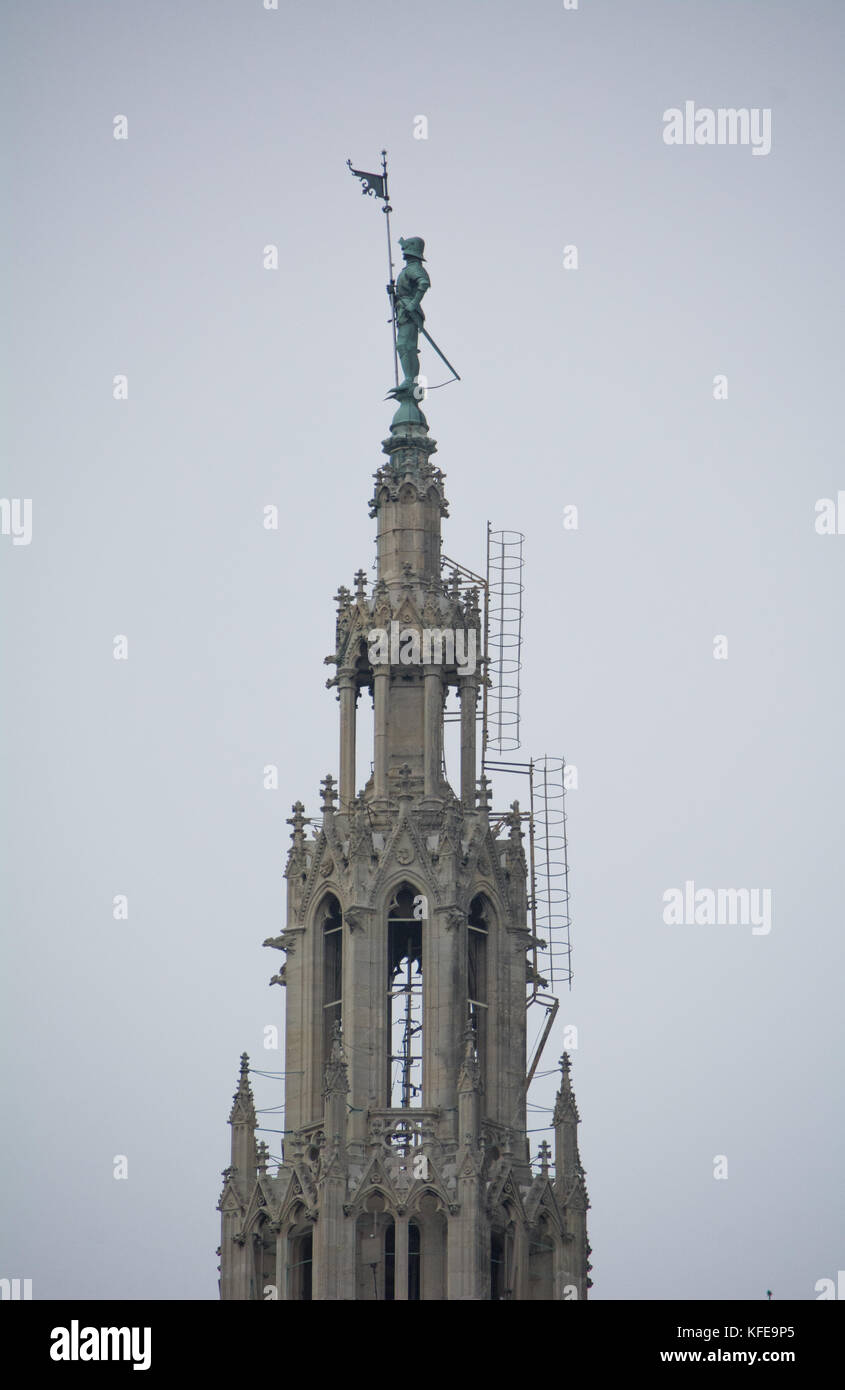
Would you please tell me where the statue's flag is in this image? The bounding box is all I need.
[347,160,386,200]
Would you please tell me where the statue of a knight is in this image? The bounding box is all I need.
[390,236,430,398]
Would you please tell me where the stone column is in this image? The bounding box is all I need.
[219,1208,246,1300]
[337,670,357,809]
[511,1224,527,1300]
[394,1213,409,1300]
[229,1232,252,1301]
[459,675,478,807]
[423,666,442,795]
[448,1030,485,1298]
[273,1224,286,1300]
[373,666,389,797]
[315,1027,350,1300]
[427,907,462,1117]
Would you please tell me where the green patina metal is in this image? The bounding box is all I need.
[387,236,431,426]
[347,153,460,430]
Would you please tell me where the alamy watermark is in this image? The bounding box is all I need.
[50,1321,151,1371]
[815,492,845,534]
[0,1278,32,1299]
[663,103,772,157]
[367,621,477,676]
[663,880,772,935]
[0,498,32,546]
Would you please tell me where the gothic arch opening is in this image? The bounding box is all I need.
[353,637,373,794]
[250,1215,275,1301]
[287,1208,313,1302]
[387,884,423,1108]
[491,1202,516,1300]
[468,894,490,1083]
[319,893,343,1080]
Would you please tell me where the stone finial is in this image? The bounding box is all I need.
[229,1053,256,1125]
[538,1139,552,1177]
[465,586,480,622]
[448,568,462,598]
[396,763,414,798]
[553,1051,580,1126]
[287,801,309,844]
[476,774,492,813]
[333,585,351,609]
[257,1141,269,1174]
[321,774,338,815]
[353,569,368,598]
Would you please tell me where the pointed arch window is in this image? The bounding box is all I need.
[387,884,423,1108]
[288,1228,313,1301]
[321,895,343,1073]
[491,1205,515,1300]
[491,1230,506,1300]
[468,895,489,1082]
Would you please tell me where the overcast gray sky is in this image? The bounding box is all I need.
[2,0,843,1300]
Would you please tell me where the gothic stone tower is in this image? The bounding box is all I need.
[217,412,590,1301]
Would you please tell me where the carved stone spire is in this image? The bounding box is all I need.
[553,1051,579,1125]
[228,1053,255,1124]
[227,1053,257,1190]
[219,216,590,1300]
[553,1052,586,1199]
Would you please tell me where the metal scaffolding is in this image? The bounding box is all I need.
[484,525,524,755]
[443,522,573,997]
[530,756,573,993]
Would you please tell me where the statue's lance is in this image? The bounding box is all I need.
[347,153,460,393]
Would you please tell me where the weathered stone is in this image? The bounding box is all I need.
[217,415,589,1302]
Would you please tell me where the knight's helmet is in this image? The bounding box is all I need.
[399,235,426,260]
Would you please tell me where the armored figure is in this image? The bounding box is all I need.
[390,236,430,399]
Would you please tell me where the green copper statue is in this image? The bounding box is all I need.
[346,156,460,424]
[390,236,431,403]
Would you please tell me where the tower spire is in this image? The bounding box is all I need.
[553,1051,591,1297]
[227,1053,257,1177]
[218,208,589,1302]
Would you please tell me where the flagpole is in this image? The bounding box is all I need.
[381,150,399,390]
